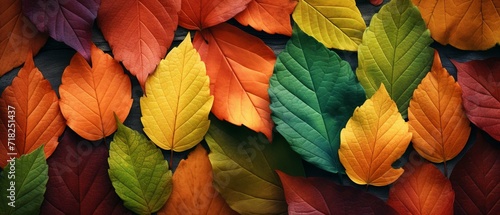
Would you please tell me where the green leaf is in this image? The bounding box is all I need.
[356,0,434,117]
[269,25,366,174]
[108,118,173,215]
[205,117,305,215]
[0,146,48,215]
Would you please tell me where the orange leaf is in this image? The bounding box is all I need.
[235,0,297,36]
[412,0,500,50]
[0,52,65,168]
[387,160,455,215]
[179,0,251,30]
[193,23,275,141]
[0,0,47,76]
[59,44,133,141]
[97,0,180,90]
[408,51,471,163]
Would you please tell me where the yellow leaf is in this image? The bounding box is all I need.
[141,33,214,151]
[339,84,411,186]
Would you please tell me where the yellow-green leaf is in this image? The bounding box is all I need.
[141,33,214,151]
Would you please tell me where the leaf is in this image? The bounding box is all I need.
[0,0,47,76]
[291,0,366,51]
[450,131,500,215]
[159,144,238,215]
[235,0,297,36]
[108,118,173,214]
[0,146,48,215]
[22,0,99,60]
[97,0,180,89]
[412,0,500,50]
[453,58,500,141]
[0,53,65,168]
[339,84,412,186]
[408,51,471,163]
[59,44,133,141]
[269,25,366,174]
[193,23,275,141]
[205,117,305,214]
[387,161,455,215]
[277,171,398,215]
[356,0,434,117]
[370,0,383,6]
[140,33,213,151]
[178,0,251,30]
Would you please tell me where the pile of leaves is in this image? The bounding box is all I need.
[1,0,499,214]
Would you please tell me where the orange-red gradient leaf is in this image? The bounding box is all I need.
[193,23,275,141]
[387,161,455,215]
[159,144,238,215]
[408,51,471,163]
[0,53,65,168]
[235,0,297,36]
[179,0,251,30]
[0,0,47,76]
[97,0,180,89]
[59,44,133,141]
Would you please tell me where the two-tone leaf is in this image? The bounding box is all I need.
[179,0,250,30]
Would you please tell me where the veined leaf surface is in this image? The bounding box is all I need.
[235,0,297,36]
[178,0,250,30]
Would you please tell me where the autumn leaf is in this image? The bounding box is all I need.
[0,0,47,76]
[179,0,251,30]
[387,160,455,215]
[357,0,434,117]
[370,0,383,6]
[269,25,365,174]
[159,144,237,215]
[22,0,99,61]
[108,118,173,214]
[292,0,366,51]
[277,171,398,215]
[59,44,133,141]
[339,84,412,186]
[0,52,65,168]
[453,58,500,141]
[408,51,471,164]
[141,33,213,152]
[41,130,131,215]
[450,131,500,215]
[235,0,297,36]
[97,0,180,89]
[412,0,500,50]
[194,23,275,141]
[0,146,48,215]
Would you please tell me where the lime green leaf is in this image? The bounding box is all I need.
[0,146,48,215]
[269,25,366,174]
[356,0,434,117]
[205,117,305,215]
[108,118,173,214]
[292,0,366,51]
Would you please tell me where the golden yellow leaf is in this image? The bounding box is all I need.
[339,84,412,186]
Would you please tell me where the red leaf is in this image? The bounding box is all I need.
[276,170,398,215]
[453,58,500,141]
[370,0,383,6]
[235,0,297,36]
[179,0,251,30]
[450,131,500,215]
[41,130,131,215]
[22,0,99,61]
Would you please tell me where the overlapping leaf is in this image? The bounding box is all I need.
[0,53,65,168]
[205,117,305,214]
[22,0,99,60]
[356,0,434,117]
[408,51,470,163]
[179,0,251,30]
[59,44,133,141]
[194,23,275,141]
[292,0,366,51]
[235,0,297,36]
[0,146,48,215]
[269,25,365,174]
[98,0,180,89]
[339,84,411,186]
[109,118,172,214]
[453,58,500,141]
[412,0,500,50]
